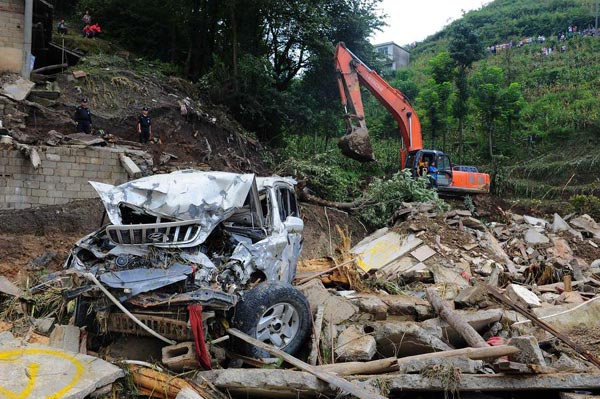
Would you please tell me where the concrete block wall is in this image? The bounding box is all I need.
[0,145,129,209]
[0,0,25,73]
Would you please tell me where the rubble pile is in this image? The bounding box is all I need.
[2,191,600,398]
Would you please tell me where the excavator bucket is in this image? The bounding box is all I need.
[337,127,375,162]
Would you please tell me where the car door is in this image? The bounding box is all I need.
[272,184,304,283]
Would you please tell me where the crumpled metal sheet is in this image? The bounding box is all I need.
[99,263,193,298]
[90,169,256,226]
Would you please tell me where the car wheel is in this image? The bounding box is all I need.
[232,281,311,358]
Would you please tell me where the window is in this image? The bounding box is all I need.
[276,187,299,221]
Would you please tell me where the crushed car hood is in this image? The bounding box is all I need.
[90,170,262,246]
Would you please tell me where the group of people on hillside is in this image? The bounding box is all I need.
[73,98,161,145]
[489,24,599,56]
[56,10,101,38]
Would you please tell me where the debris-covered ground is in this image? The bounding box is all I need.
[1,195,600,398]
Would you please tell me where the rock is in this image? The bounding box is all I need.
[506,284,542,308]
[549,238,573,264]
[49,325,81,353]
[367,321,452,357]
[524,229,550,245]
[591,259,600,269]
[379,295,433,320]
[29,252,57,270]
[351,296,388,320]
[298,280,357,324]
[557,291,585,304]
[511,214,524,223]
[570,214,600,239]
[34,317,55,334]
[552,213,570,232]
[428,263,469,289]
[8,129,36,144]
[335,325,377,361]
[454,286,488,308]
[524,215,547,227]
[508,336,546,366]
[0,331,15,345]
[1,77,35,101]
[398,356,484,374]
[552,353,589,372]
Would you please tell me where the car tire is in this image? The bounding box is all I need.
[232,281,311,358]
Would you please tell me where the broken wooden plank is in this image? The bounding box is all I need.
[226,328,387,399]
[317,357,398,376]
[426,288,488,348]
[396,345,520,365]
[308,305,324,366]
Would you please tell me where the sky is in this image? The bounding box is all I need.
[370,0,493,46]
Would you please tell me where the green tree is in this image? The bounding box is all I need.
[448,20,484,160]
[471,63,525,159]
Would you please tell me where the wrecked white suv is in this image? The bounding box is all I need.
[65,170,311,359]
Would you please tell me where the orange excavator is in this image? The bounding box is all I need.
[335,42,490,194]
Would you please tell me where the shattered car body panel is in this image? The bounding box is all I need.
[65,170,304,339]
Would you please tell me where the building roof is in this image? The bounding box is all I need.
[373,41,410,53]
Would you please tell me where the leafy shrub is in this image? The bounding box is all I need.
[357,169,448,227]
[569,194,600,220]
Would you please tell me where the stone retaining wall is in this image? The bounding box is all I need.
[0,145,128,209]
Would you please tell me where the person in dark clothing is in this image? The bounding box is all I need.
[73,98,92,134]
[428,160,439,189]
[57,19,67,35]
[137,107,152,144]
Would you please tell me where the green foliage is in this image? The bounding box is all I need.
[357,170,448,227]
[569,194,600,219]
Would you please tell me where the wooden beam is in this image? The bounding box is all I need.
[226,328,387,399]
[426,287,489,348]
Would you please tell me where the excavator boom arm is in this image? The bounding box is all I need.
[335,42,423,163]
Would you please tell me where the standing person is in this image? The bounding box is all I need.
[428,160,439,189]
[73,97,92,134]
[137,107,152,144]
[82,10,91,26]
[57,19,67,35]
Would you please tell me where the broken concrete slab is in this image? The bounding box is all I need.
[508,336,546,366]
[553,213,571,232]
[49,325,81,353]
[361,372,600,393]
[365,321,452,357]
[335,326,377,361]
[506,284,542,308]
[378,295,433,321]
[0,343,124,399]
[34,317,55,334]
[198,369,332,398]
[570,214,600,239]
[553,353,590,372]
[176,387,205,399]
[119,153,142,178]
[397,356,484,374]
[64,133,105,146]
[0,276,23,297]
[410,245,436,262]
[351,229,422,273]
[428,263,469,289]
[350,296,388,320]
[1,77,35,101]
[298,280,357,324]
[524,228,550,245]
[549,237,574,264]
[454,285,488,308]
[524,215,548,227]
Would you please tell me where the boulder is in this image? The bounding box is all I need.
[506,284,542,308]
[524,229,550,245]
[335,326,377,361]
[508,336,546,366]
